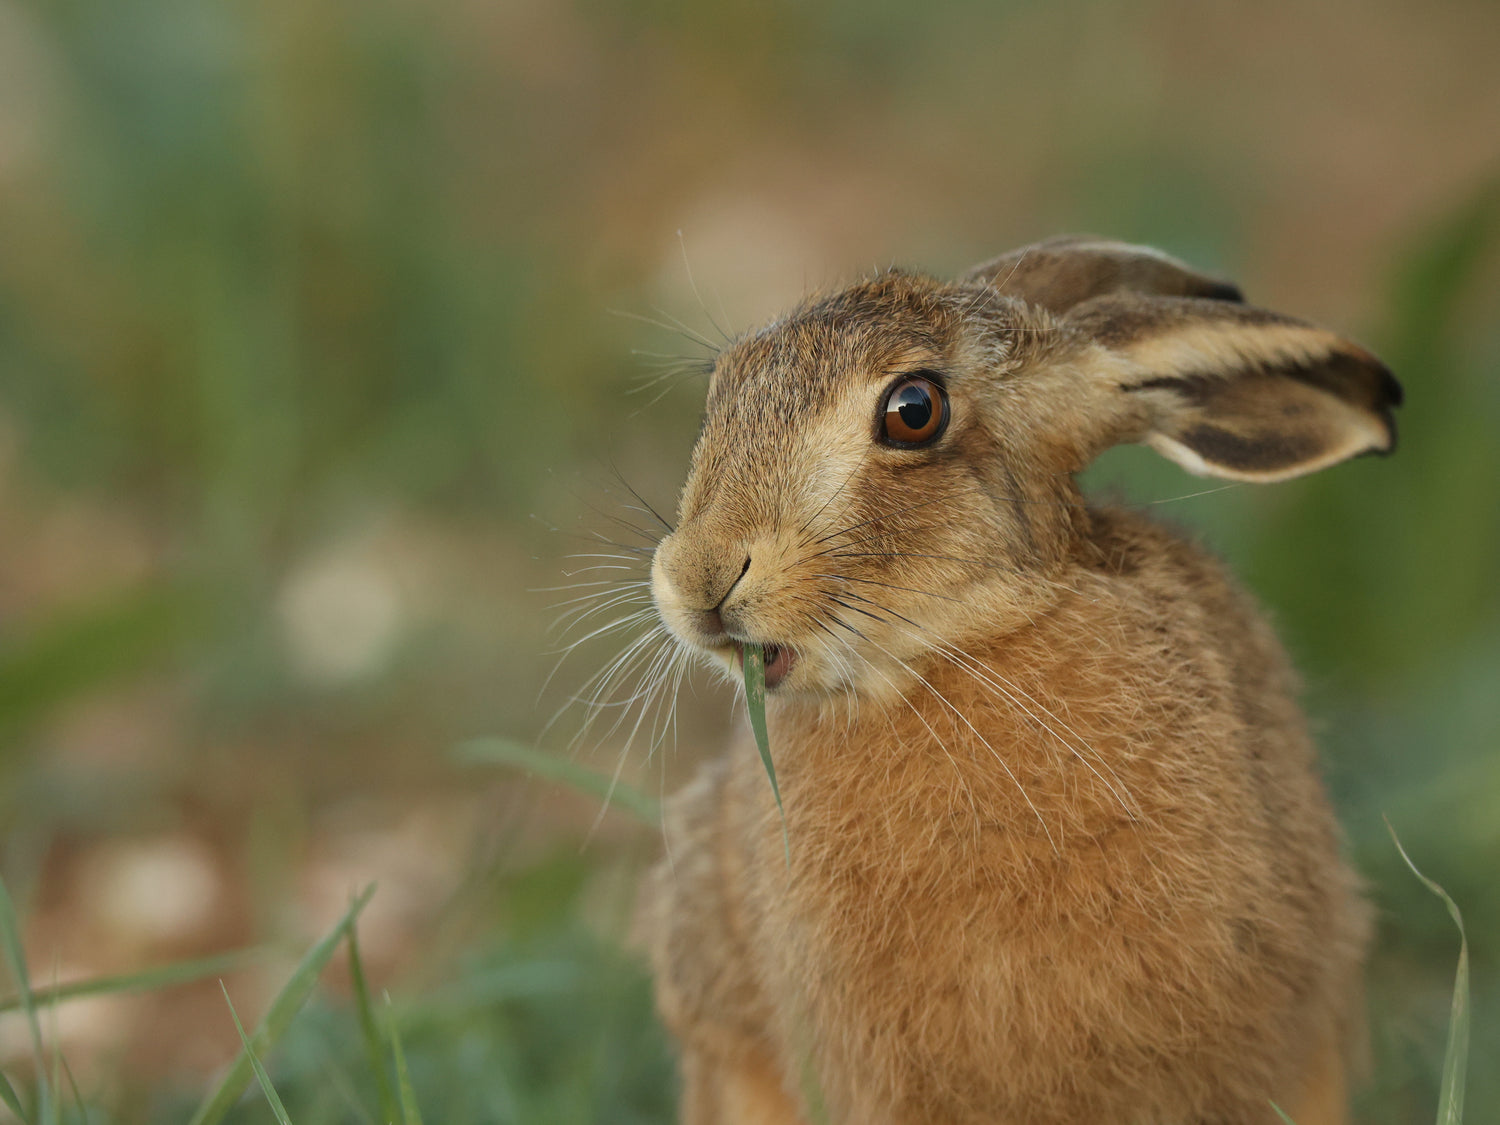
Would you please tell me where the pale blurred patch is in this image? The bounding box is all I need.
[0,987,132,1068]
[276,540,405,685]
[79,834,223,946]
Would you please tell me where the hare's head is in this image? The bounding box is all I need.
[650,237,1401,701]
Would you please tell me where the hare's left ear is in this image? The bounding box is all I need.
[964,235,1244,313]
[1066,294,1403,483]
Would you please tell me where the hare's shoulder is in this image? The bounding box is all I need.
[1067,505,1296,690]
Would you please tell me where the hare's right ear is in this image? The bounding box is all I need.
[1058,294,1402,483]
[964,235,1244,314]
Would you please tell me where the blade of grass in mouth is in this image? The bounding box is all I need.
[742,644,790,865]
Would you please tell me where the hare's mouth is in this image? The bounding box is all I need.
[734,642,797,689]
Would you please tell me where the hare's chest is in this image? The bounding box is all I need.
[742,834,1161,1119]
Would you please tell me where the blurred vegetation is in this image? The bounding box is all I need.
[0,0,1496,1120]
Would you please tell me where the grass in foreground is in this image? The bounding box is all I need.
[0,848,673,1125]
[1387,818,1469,1125]
[0,749,1477,1124]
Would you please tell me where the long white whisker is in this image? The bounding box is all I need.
[533,578,637,593]
[824,579,1140,823]
[550,588,652,636]
[828,623,980,831]
[543,619,665,742]
[549,608,658,655]
[583,639,680,840]
[926,636,1140,822]
[865,632,1057,853]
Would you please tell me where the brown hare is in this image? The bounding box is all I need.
[636,236,1399,1125]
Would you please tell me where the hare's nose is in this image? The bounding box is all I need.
[700,556,752,633]
[653,532,752,636]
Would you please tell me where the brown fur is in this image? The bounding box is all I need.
[637,238,1398,1124]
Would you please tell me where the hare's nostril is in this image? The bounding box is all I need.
[685,556,750,639]
[710,555,753,611]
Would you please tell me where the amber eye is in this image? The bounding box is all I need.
[879,374,948,447]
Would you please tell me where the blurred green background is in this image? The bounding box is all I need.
[0,0,1497,1120]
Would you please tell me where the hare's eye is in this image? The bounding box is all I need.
[879,374,948,447]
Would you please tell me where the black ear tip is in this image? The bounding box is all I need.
[1380,366,1405,408]
[1199,280,1245,303]
[1371,363,1402,453]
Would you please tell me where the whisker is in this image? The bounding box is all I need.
[540,619,665,740]
[802,482,994,551]
[794,442,874,541]
[547,607,658,656]
[926,637,1141,823]
[556,563,640,578]
[533,577,638,593]
[828,595,887,626]
[826,614,871,644]
[856,630,1058,854]
[546,579,650,607]
[530,516,657,556]
[1147,483,1242,506]
[607,460,676,534]
[608,307,721,355]
[812,573,960,603]
[676,230,735,346]
[562,551,650,564]
[823,577,1141,824]
[824,551,1025,573]
[569,655,675,773]
[828,627,982,829]
[550,589,653,637]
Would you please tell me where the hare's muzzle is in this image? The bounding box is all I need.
[652,525,807,690]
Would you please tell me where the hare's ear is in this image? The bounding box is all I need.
[1066,294,1402,483]
[964,235,1243,314]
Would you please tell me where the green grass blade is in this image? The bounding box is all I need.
[1385,817,1468,1125]
[187,884,375,1125]
[346,924,399,1125]
[220,983,294,1125]
[311,1045,376,1125]
[1270,1101,1298,1124]
[0,876,50,1123]
[385,993,425,1125]
[0,585,199,743]
[797,1048,830,1125]
[742,645,790,865]
[57,1054,85,1125]
[454,737,661,825]
[0,1069,28,1122]
[741,647,782,811]
[0,947,263,1015]
[45,977,59,1125]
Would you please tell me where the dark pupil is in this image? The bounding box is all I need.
[895,384,933,430]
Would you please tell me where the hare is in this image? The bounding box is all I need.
[635,236,1399,1125]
